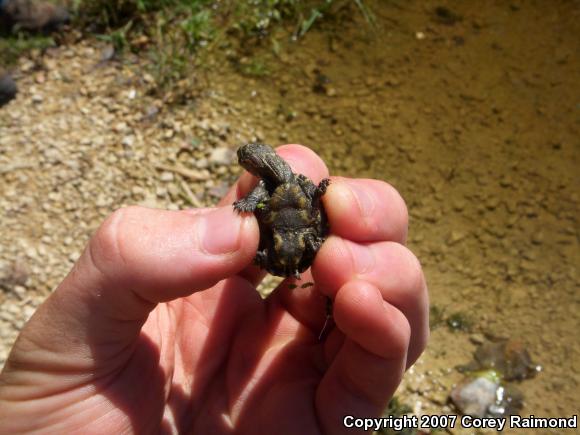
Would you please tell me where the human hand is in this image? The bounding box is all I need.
[0,145,428,434]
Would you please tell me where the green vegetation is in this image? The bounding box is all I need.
[429,304,446,330]
[377,397,416,435]
[1,1,375,94]
[0,34,55,66]
[430,304,474,333]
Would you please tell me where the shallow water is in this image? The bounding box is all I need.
[210,0,579,431]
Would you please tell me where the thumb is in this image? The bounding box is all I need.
[2,206,258,371]
[85,205,258,306]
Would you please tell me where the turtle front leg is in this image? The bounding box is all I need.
[296,174,317,199]
[312,178,330,208]
[233,179,269,213]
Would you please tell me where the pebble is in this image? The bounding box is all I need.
[160,171,174,182]
[469,334,486,345]
[446,230,467,245]
[325,87,337,97]
[450,377,498,417]
[122,135,135,147]
[31,94,43,104]
[209,147,235,166]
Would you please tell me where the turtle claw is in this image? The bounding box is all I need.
[233,199,256,213]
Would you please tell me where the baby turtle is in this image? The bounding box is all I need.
[234,143,330,278]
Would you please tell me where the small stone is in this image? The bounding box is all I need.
[531,232,543,245]
[113,122,128,133]
[95,194,110,207]
[446,230,467,245]
[450,377,498,417]
[13,285,27,300]
[156,186,167,197]
[100,44,115,61]
[325,87,337,97]
[131,186,145,196]
[469,334,486,345]
[209,147,234,166]
[195,157,209,169]
[160,171,174,182]
[122,136,134,147]
[34,72,46,84]
[452,198,466,211]
[0,259,30,290]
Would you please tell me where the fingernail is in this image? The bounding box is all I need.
[200,207,244,255]
[344,179,375,218]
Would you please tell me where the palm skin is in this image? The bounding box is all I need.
[0,145,428,434]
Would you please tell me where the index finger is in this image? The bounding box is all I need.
[324,177,408,244]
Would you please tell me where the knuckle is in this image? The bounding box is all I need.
[393,242,426,301]
[367,179,409,242]
[382,181,409,237]
[90,206,140,272]
[391,311,412,357]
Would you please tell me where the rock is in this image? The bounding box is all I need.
[452,198,466,211]
[446,230,467,245]
[209,147,235,166]
[450,376,499,417]
[113,122,128,133]
[0,259,30,290]
[195,157,209,169]
[31,93,43,104]
[433,6,462,25]
[159,171,174,182]
[459,339,541,381]
[122,136,135,147]
[100,45,115,62]
[325,87,337,97]
[451,374,524,418]
[469,334,486,345]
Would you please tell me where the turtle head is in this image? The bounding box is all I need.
[237,143,293,184]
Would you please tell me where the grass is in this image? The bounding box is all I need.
[0,34,55,67]
[2,0,376,95]
[377,397,417,435]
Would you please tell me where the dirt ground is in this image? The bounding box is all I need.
[1,1,578,434]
